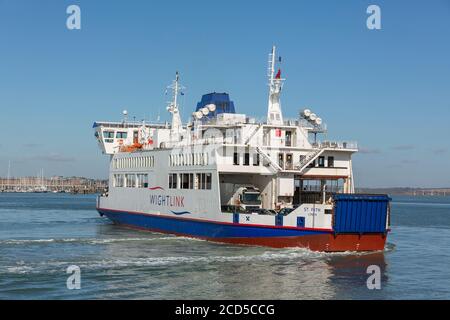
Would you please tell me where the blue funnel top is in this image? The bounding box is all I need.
[196,93,235,119]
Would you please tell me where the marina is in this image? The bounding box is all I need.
[0,176,107,194]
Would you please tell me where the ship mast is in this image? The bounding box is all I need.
[166,71,185,141]
[266,46,284,125]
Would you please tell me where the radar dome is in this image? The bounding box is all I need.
[206,104,216,112]
[195,111,203,119]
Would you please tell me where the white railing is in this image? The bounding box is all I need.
[313,141,358,150]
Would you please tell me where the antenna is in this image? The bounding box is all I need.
[266,46,284,125]
[166,71,186,140]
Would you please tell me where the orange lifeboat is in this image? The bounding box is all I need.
[119,142,143,153]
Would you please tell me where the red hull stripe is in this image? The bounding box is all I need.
[114,221,387,252]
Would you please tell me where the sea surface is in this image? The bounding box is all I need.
[0,193,449,300]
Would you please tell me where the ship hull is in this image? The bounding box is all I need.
[97,208,387,252]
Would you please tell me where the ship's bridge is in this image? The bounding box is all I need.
[93,121,170,155]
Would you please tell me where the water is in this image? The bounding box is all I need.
[0,193,449,300]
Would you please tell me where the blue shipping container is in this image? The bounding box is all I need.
[333,194,391,234]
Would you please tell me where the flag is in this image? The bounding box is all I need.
[275,69,281,79]
[278,56,282,63]
[180,92,184,96]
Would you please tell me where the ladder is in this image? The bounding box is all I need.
[294,148,326,173]
[244,123,263,145]
[255,146,282,172]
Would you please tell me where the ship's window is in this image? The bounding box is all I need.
[116,132,127,139]
[205,173,212,190]
[318,156,325,168]
[285,131,292,147]
[125,174,136,188]
[253,153,260,166]
[233,152,239,165]
[113,174,124,187]
[103,131,114,138]
[278,153,284,168]
[189,173,194,189]
[137,174,148,188]
[181,173,190,189]
[286,154,293,170]
[328,156,335,168]
[169,173,177,189]
[308,159,316,168]
[103,131,114,143]
[244,153,250,166]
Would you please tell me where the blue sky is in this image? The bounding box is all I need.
[0,0,449,187]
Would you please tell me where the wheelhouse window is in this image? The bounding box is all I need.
[116,132,127,139]
[103,131,114,143]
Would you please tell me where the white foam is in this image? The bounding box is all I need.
[0,236,184,245]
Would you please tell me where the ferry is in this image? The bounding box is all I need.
[94,47,391,252]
